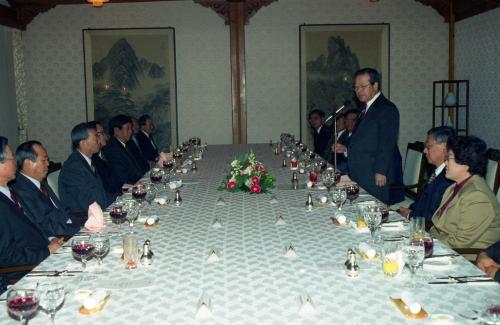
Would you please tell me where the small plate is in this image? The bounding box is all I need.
[423,256,455,271]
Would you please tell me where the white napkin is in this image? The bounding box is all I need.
[212,218,223,228]
[275,215,286,226]
[85,202,106,232]
[154,197,167,205]
[349,220,369,233]
[380,221,406,230]
[298,293,316,317]
[358,243,376,259]
[207,249,220,263]
[83,289,109,310]
[269,195,279,204]
[145,215,159,226]
[169,180,182,190]
[196,293,213,319]
[285,244,297,258]
[401,292,422,314]
[216,197,226,206]
[335,213,347,225]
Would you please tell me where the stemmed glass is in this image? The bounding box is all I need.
[363,206,382,243]
[321,169,336,199]
[37,282,65,325]
[346,184,360,205]
[71,237,95,271]
[132,184,147,204]
[124,201,140,232]
[145,185,157,205]
[90,232,110,271]
[403,239,425,288]
[109,205,127,230]
[7,289,39,324]
[332,187,347,210]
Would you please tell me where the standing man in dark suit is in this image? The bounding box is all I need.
[136,114,160,163]
[59,123,116,215]
[12,141,81,236]
[309,109,333,160]
[103,115,145,186]
[0,136,61,271]
[336,68,404,204]
[89,121,123,194]
[398,126,455,227]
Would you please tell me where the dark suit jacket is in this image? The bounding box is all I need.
[485,241,500,282]
[0,191,50,268]
[313,125,333,159]
[409,170,453,226]
[103,137,144,186]
[11,173,81,237]
[92,152,123,194]
[136,131,159,162]
[347,94,404,204]
[323,130,351,174]
[59,150,116,214]
[127,138,150,173]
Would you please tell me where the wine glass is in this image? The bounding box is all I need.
[37,282,65,325]
[71,237,95,271]
[150,167,164,184]
[403,239,425,288]
[109,205,127,230]
[346,184,360,205]
[132,184,147,204]
[321,169,335,198]
[363,206,382,243]
[7,289,39,324]
[124,201,139,232]
[90,232,110,270]
[333,187,347,210]
[145,185,157,205]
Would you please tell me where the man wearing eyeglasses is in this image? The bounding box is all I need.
[335,68,404,204]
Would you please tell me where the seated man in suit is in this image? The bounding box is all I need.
[476,241,500,282]
[398,126,455,228]
[103,115,145,186]
[326,110,358,175]
[136,114,160,163]
[59,122,116,215]
[12,141,81,236]
[0,136,62,272]
[128,117,149,173]
[89,121,123,194]
[309,109,333,160]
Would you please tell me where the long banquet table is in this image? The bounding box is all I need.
[2,144,499,324]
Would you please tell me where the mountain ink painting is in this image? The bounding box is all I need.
[84,28,178,150]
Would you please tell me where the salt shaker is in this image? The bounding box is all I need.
[174,190,182,206]
[140,240,154,266]
[345,248,360,277]
[305,193,314,211]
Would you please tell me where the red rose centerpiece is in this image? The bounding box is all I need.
[220,151,274,193]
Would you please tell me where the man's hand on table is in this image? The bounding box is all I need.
[48,237,64,254]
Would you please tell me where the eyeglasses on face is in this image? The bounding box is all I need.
[353,83,371,91]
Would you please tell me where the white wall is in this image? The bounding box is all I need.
[21,0,448,161]
[456,7,500,149]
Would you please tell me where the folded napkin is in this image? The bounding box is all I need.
[275,215,286,226]
[156,152,173,167]
[207,249,220,263]
[212,218,223,228]
[154,197,167,205]
[85,202,106,232]
[196,293,213,319]
[401,292,422,314]
[298,293,316,317]
[285,244,297,258]
[83,289,109,310]
[269,196,279,204]
[215,197,226,206]
[380,221,406,231]
[169,180,182,190]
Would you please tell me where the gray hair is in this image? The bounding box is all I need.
[427,126,456,144]
[0,136,8,163]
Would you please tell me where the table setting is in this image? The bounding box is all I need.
[2,138,499,324]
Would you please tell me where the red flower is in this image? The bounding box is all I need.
[251,176,260,184]
[249,184,262,193]
[226,180,237,190]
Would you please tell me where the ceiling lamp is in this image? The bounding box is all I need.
[87,0,109,7]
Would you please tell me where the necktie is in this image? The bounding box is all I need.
[90,162,96,175]
[359,102,367,120]
[40,184,56,208]
[9,188,23,211]
[427,171,437,184]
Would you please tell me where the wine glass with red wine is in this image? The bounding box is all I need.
[110,205,127,230]
[7,289,39,324]
[71,237,95,271]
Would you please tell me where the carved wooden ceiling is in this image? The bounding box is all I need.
[1,0,499,30]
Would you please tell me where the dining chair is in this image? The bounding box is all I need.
[47,169,61,199]
[485,148,500,194]
[392,141,427,201]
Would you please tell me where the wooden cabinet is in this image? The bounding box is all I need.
[432,80,469,135]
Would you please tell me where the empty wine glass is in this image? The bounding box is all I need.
[37,282,65,325]
[90,232,110,270]
[403,239,425,288]
[7,289,39,324]
[363,206,382,243]
[321,169,335,198]
[71,237,95,271]
[145,186,157,205]
[124,201,139,232]
[333,187,347,210]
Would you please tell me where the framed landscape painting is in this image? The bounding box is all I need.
[299,23,389,145]
[83,27,178,150]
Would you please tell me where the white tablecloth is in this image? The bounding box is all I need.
[2,144,498,324]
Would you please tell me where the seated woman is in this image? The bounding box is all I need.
[429,136,500,249]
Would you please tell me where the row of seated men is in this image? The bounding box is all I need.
[0,114,161,289]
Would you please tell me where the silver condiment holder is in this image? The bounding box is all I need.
[174,190,182,206]
[140,240,154,266]
[191,161,197,171]
[282,159,287,168]
[345,248,360,277]
[305,193,314,211]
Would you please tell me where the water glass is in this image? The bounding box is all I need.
[382,240,404,278]
[363,206,382,243]
[90,232,110,269]
[410,217,425,240]
[403,239,425,288]
[37,282,65,325]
